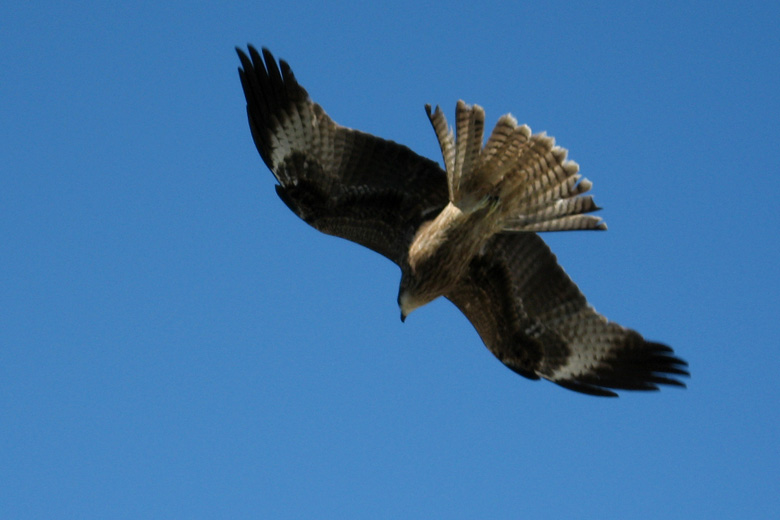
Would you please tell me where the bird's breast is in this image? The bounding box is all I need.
[407,202,497,295]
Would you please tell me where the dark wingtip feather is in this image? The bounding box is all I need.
[236,45,313,173]
[555,339,689,397]
[554,380,620,398]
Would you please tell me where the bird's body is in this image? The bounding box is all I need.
[402,201,496,317]
[236,45,688,397]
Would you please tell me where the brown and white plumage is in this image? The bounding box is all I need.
[236,45,688,397]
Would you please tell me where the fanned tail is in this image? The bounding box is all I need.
[426,101,606,232]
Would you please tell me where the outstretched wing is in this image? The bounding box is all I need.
[445,232,688,397]
[236,46,448,264]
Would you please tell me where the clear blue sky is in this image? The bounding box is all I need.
[2,1,778,518]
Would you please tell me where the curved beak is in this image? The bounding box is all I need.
[400,312,406,323]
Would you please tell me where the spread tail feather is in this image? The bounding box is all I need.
[426,101,486,205]
[426,101,606,232]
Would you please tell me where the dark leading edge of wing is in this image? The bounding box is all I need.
[236,45,449,264]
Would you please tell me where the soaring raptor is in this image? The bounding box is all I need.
[236,46,688,397]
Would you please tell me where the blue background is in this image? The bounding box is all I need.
[2,1,778,518]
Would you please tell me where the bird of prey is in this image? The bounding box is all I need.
[236,45,688,397]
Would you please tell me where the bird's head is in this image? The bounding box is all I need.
[397,277,428,323]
